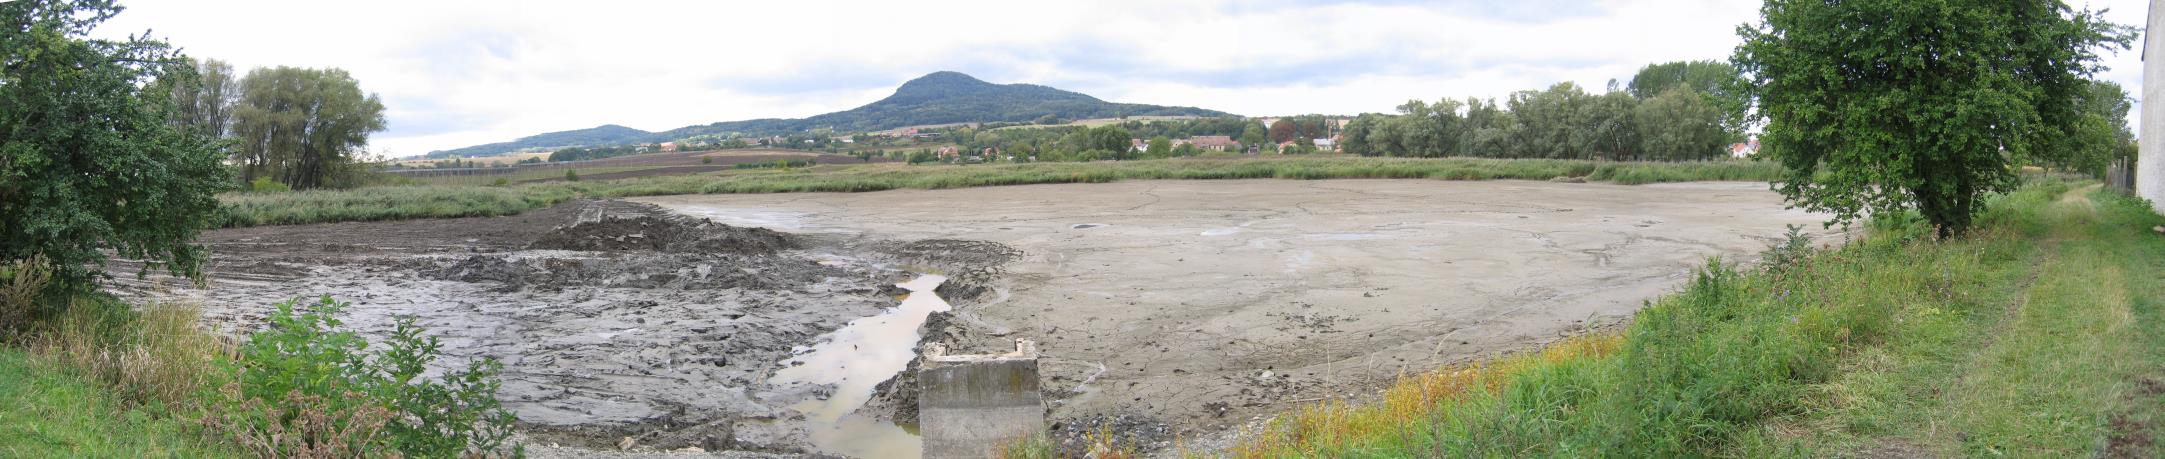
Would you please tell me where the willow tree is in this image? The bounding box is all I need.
[229,66,385,189]
[0,0,232,296]
[1733,0,2133,238]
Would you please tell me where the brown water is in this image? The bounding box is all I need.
[770,274,950,459]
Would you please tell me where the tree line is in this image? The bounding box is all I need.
[1341,60,1745,161]
[169,58,387,190]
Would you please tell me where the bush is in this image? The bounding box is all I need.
[564,169,579,181]
[248,177,292,194]
[1757,224,1815,274]
[211,296,520,458]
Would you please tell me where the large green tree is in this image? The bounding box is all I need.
[0,0,233,295]
[1734,0,2132,238]
[1627,60,1739,98]
[1634,88,1728,161]
[1628,60,1749,139]
[229,66,386,189]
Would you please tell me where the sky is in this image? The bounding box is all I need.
[98,0,2152,158]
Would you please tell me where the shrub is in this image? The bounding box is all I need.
[491,177,510,187]
[564,169,579,181]
[701,156,713,165]
[1757,224,1815,274]
[215,296,520,458]
[248,177,292,194]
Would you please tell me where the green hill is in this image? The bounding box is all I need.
[424,72,1231,158]
[422,124,653,159]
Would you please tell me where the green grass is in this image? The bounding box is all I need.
[0,350,239,458]
[1227,181,2165,457]
[221,157,1781,227]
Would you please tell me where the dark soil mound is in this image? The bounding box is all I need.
[424,252,832,292]
[529,208,794,255]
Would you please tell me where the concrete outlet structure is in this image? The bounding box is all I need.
[919,339,1045,459]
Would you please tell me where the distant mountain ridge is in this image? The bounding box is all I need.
[424,71,1232,158]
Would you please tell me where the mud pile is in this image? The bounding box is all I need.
[424,253,833,292]
[530,212,795,254]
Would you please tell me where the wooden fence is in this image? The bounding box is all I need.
[2106,157,2137,194]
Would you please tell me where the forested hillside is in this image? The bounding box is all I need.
[427,72,1228,158]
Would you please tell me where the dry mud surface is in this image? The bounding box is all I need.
[636,179,1832,452]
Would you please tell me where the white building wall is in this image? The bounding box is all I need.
[2142,0,2165,213]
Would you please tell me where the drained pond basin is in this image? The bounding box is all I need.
[635,178,1834,451]
[111,178,1829,457]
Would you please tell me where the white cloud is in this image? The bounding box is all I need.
[97,0,2151,157]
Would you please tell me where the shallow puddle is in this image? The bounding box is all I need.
[770,274,951,459]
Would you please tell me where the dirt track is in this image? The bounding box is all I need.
[637,179,1833,450]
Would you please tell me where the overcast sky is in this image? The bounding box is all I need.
[100,0,2151,158]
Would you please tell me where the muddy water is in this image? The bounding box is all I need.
[771,274,951,459]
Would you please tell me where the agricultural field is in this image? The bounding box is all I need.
[392,148,881,186]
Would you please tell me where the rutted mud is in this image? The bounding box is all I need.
[107,199,1017,456]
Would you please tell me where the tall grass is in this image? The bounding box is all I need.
[217,185,578,227]
[30,300,228,407]
[221,157,1781,227]
[1227,183,2117,457]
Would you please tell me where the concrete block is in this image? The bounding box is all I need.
[919,339,1044,459]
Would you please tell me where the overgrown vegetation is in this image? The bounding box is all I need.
[217,157,1781,227]
[1222,181,2165,457]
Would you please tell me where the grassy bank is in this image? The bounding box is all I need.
[1226,181,2165,457]
[219,157,1780,227]
[0,350,238,457]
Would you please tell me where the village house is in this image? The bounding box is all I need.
[1314,138,1337,151]
[1728,138,1760,158]
[936,145,961,159]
